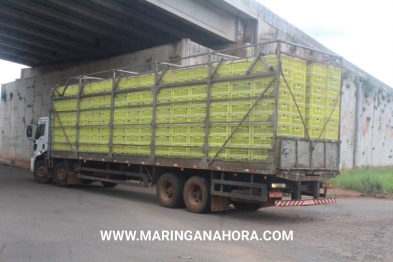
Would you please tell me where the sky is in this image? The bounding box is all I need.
[256,0,393,87]
[0,1,393,87]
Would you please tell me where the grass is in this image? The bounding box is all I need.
[327,167,393,195]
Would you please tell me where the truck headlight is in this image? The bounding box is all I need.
[271,183,286,189]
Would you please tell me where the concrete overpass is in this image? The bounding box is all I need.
[0,0,255,67]
[1,0,393,169]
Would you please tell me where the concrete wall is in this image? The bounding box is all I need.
[1,0,393,169]
[0,39,213,163]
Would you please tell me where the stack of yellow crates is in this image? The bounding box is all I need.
[324,66,341,139]
[306,63,327,139]
[276,55,307,137]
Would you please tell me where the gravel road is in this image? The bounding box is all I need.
[0,165,392,262]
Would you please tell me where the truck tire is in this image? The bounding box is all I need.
[183,176,211,213]
[101,181,118,188]
[33,160,53,184]
[232,201,262,211]
[157,173,184,208]
[54,162,69,187]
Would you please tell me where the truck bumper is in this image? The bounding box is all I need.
[30,156,36,173]
[274,198,336,207]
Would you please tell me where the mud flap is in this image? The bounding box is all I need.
[211,195,229,212]
[68,171,82,185]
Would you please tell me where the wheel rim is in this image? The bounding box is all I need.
[161,181,173,200]
[57,168,67,181]
[37,166,46,179]
[187,184,202,206]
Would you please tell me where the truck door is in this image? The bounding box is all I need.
[34,120,48,155]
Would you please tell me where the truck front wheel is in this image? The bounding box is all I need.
[183,176,211,213]
[156,173,184,208]
[33,160,53,184]
[232,201,262,211]
[54,162,69,187]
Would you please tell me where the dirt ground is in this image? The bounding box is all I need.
[1,165,393,261]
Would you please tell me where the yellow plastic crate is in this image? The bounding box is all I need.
[209,135,227,146]
[228,135,251,146]
[306,106,325,117]
[208,148,230,160]
[157,88,173,103]
[306,116,324,127]
[326,66,341,79]
[278,102,292,113]
[250,149,269,161]
[189,135,204,146]
[189,125,205,135]
[292,70,306,83]
[306,95,325,105]
[307,63,327,75]
[323,128,339,140]
[170,135,188,145]
[325,117,339,129]
[211,82,231,99]
[189,66,208,81]
[291,58,307,71]
[326,77,341,88]
[228,148,251,160]
[210,112,230,122]
[252,136,273,148]
[161,70,174,84]
[155,146,172,156]
[307,75,326,86]
[253,124,274,134]
[170,147,188,156]
[155,135,171,145]
[214,61,232,77]
[277,125,292,136]
[308,127,324,139]
[189,85,207,100]
[231,81,253,98]
[52,143,72,151]
[55,85,79,97]
[324,107,340,118]
[292,125,305,137]
[325,97,340,107]
[118,76,140,89]
[307,85,325,96]
[278,113,292,124]
[139,73,155,87]
[278,89,293,102]
[292,82,306,93]
[172,87,190,102]
[326,87,340,98]
[173,68,190,82]
[188,147,204,158]
[292,114,304,126]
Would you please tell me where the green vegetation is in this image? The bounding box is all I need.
[328,167,393,195]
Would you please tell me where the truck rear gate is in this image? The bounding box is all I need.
[30,40,341,213]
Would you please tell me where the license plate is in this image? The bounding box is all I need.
[269,192,283,198]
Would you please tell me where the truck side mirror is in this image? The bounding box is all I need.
[26,124,33,139]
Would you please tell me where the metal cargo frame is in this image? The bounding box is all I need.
[48,40,343,178]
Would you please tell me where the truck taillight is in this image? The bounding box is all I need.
[321,183,333,188]
[271,183,286,189]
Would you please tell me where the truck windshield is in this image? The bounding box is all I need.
[34,123,46,139]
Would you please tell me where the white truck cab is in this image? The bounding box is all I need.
[29,117,49,172]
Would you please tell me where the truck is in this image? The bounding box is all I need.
[27,41,340,213]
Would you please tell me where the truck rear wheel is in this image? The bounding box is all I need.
[183,176,211,213]
[54,162,69,187]
[33,160,53,184]
[101,181,118,188]
[232,201,262,211]
[156,173,184,208]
